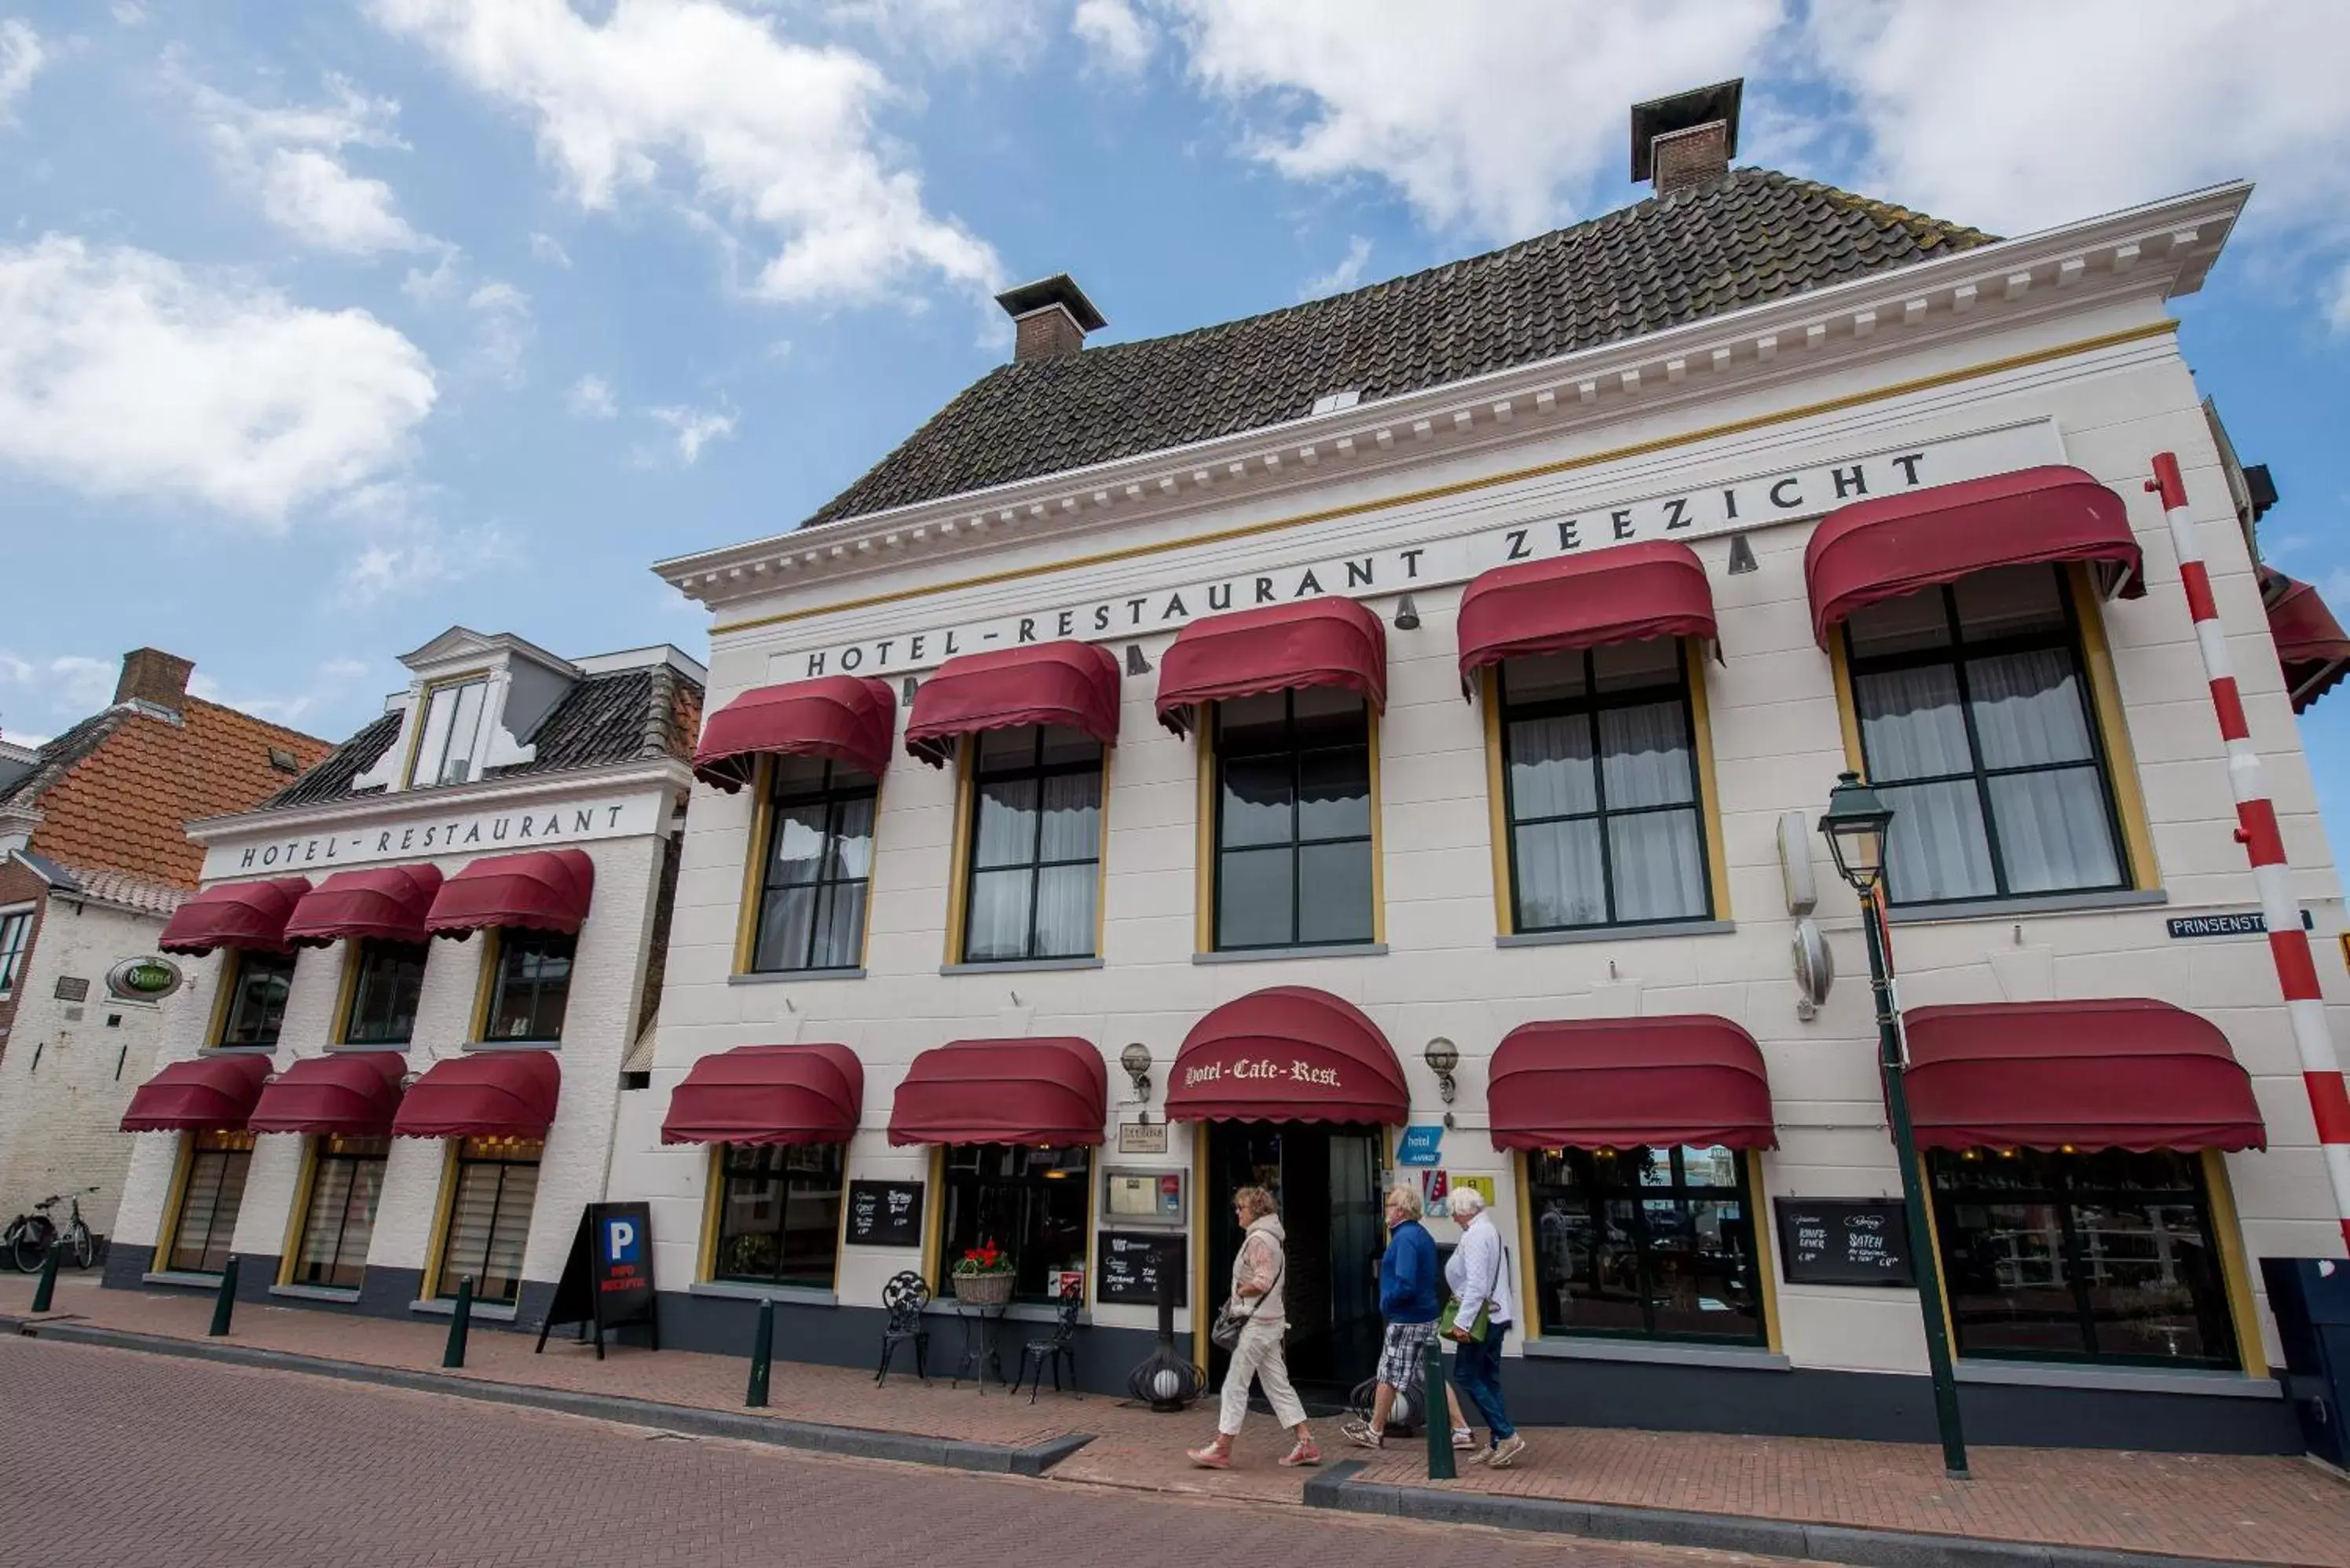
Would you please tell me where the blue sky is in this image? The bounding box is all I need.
[3,2,2348,842]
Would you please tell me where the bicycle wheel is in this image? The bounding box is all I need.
[68,1222,93,1270]
[8,1226,43,1274]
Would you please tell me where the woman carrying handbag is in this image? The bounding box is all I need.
[1443,1186,1527,1468]
[1188,1186,1320,1469]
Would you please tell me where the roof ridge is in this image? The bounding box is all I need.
[178,693,335,750]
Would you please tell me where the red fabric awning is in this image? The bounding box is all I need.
[1804,466,2144,644]
[390,1051,560,1139]
[903,641,1122,767]
[424,849,595,940]
[120,1054,273,1133]
[2261,566,2350,714]
[1165,986,1407,1125]
[247,1053,406,1137]
[1155,598,1386,736]
[661,1044,864,1146]
[1457,541,1717,690]
[157,878,313,956]
[285,865,444,948]
[694,676,897,792]
[1488,1015,1776,1150]
[887,1037,1107,1146]
[1902,999,2264,1153]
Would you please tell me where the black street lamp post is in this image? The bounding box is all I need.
[1819,770,1971,1480]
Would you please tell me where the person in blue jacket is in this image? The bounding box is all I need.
[1345,1182,1451,1449]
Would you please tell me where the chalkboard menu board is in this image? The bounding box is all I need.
[1097,1230,1187,1306]
[845,1181,924,1248]
[1773,1198,1914,1287]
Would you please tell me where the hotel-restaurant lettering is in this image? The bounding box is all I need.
[1185,1058,1345,1089]
[778,421,2063,685]
[200,790,668,880]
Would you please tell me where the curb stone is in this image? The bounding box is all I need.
[2,1317,1091,1478]
[1304,1466,2282,1568]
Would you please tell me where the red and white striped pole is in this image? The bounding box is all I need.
[2151,451,2350,1252]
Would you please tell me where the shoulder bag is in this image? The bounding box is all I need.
[1437,1229,1506,1344]
[1210,1236,1286,1351]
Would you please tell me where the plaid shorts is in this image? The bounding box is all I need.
[1377,1318,1439,1388]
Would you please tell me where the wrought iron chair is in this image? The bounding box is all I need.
[1016,1277,1084,1402]
[875,1270,931,1387]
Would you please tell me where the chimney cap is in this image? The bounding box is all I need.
[994,274,1107,333]
[1631,79,1743,183]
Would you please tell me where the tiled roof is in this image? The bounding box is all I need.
[270,665,703,808]
[806,168,1996,528]
[68,866,190,919]
[9,700,333,890]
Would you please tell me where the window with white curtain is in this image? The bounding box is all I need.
[1499,640,1711,933]
[961,726,1103,962]
[411,678,490,788]
[1846,565,2127,908]
[752,755,876,973]
[437,1137,542,1303]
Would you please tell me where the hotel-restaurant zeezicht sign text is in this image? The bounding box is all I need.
[199,790,668,881]
[776,421,2066,684]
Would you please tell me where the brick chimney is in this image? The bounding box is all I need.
[1631,79,1743,198]
[115,648,194,713]
[995,274,1107,362]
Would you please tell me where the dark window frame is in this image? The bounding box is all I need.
[343,938,428,1045]
[712,1142,845,1289]
[1524,1144,1766,1346]
[959,726,1104,963]
[1844,567,2131,908]
[167,1130,254,1276]
[752,757,877,974]
[935,1142,1093,1304]
[294,1134,390,1289]
[1497,641,1714,934]
[481,929,574,1044]
[1210,688,1375,952]
[0,908,31,995]
[216,948,297,1047]
[437,1135,544,1303]
[1928,1147,2240,1370]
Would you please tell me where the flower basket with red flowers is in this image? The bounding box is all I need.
[952,1239,1015,1305]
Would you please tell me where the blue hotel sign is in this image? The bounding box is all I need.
[1396,1126,1444,1167]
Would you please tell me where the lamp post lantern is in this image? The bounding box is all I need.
[1819,771,1970,1480]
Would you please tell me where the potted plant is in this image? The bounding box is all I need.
[952,1239,1016,1306]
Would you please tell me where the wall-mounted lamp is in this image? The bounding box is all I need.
[1393,594,1422,630]
[1726,533,1759,575]
[1423,1036,1458,1104]
[1120,1042,1154,1120]
[1125,644,1152,676]
[900,676,920,706]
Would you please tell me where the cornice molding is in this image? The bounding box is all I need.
[184,756,692,845]
[658,181,2248,610]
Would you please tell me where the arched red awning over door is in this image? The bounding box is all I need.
[285,865,444,948]
[424,850,595,939]
[390,1051,560,1139]
[1165,986,1407,1125]
[1804,466,2143,645]
[887,1038,1107,1146]
[661,1044,864,1145]
[1155,598,1387,736]
[1902,1000,2264,1153]
[694,676,897,791]
[1456,541,1717,691]
[903,641,1122,766]
[121,1054,273,1133]
[1488,1016,1775,1150]
[157,879,313,956]
[247,1053,406,1137]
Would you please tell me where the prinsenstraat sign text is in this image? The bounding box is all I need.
[199,790,667,882]
[774,421,2065,684]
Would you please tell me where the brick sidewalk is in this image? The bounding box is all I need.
[8,1273,2348,1565]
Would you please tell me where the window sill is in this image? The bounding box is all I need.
[729,967,866,985]
[1521,1336,1790,1371]
[1954,1358,2278,1399]
[410,1296,519,1322]
[196,1045,276,1057]
[461,1040,562,1052]
[328,1042,412,1054]
[939,956,1103,975]
[690,1281,839,1307]
[270,1283,361,1304]
[1887,887,2166,926]
[1499,919,1734,948]
[924,1299,1093,1326]
[1193,943,1388,966]
[141,1270,224,1289]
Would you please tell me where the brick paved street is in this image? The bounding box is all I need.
[0,1335,1764,1568]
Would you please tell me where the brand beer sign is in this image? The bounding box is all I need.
[104,956,183,1001]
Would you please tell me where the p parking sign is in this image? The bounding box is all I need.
[536,1201,657,1359]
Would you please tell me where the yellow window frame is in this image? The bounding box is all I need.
[1191,695,1386,954]
[732,754,887,977]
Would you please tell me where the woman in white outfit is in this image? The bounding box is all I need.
[1188,1186,1320,1469]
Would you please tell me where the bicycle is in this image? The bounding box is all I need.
[4,1187,97,1273]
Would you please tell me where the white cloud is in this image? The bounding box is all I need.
[189,656,377,728]
[647,400,737,464]
[832,0,1051,67]
[2328,265,2350,334]
[0,19,42,121]
[0,652,116,720]
[529,230,572,268]
[328,482,514,604]
[0,236,437,521]
[1301,234,1373,300]
[1163,0,1781,239]
[1073,0,1155,73]
[464,280,533,386]
[190,74,433,255]
[567,372,619,418]
[370,0,1004,306]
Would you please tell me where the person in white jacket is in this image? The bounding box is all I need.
[1188,1186,1320,1469]
[1445,1187,1526,1468]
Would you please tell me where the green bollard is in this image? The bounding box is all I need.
[746,1297,775,1408]
[443,1276,474,1369]
[1423,1336,1456,1481]
[208,1255,240,1336]
[29,1239,59,1313]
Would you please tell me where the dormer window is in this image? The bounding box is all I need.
[412,677,491,787]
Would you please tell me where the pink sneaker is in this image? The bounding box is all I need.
[1187,1440,1233,1469]
[1279,1438,1322,1467]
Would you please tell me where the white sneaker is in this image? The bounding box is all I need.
[1486,1434,1528,1469]
[1451,1427,1475,1450]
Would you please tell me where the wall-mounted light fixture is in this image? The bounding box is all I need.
[1120,1041,1154,1118]
[1393,595,1422,630]
[1125,644,1152,676]
[900,676,920,706]
[1423,1036,1458,1103]
[1726,533,1759,575]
